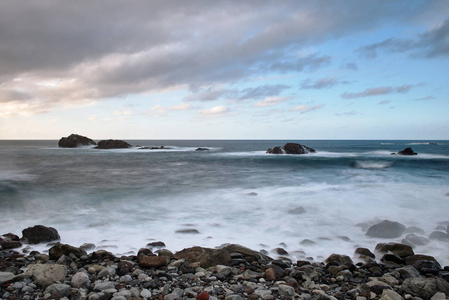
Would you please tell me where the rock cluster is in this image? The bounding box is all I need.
[392,148,418,156]
[2,226,449,300]
[96,140,132,149]
[58,134,96,148]
[267,143,316,155]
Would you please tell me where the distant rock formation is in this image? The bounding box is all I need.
[267,143,316,154]
[58,134,96,148]
[397,147,418,155]
[195,148,210,151]
[95,139,131,149]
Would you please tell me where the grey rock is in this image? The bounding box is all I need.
[402,278,437,299]
[93,281,115,292]
[288,206,306,214]
[380,289,404,300]
[71,272,90,288]
[80,243,96,251]
[429,231,449,241]
[225,295,244,300]
[141,289,152,299]
[44,283,71,298]
[28,263,67,286]
[0,272,14,284]
[278,284,296,297]
[366,220,406,238]
[164,292,181,300]
[431,292,446,300]
[98,266,116,278]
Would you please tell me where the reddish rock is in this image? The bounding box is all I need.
[138,255,167,268]
[264,267,277,281]
[196,292,210,300]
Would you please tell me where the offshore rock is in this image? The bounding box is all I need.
[366,220,406,238]
[96,139,131,149]
[429,231,449,241]
[21,225,60,244]
[397,147,417,155]
[267,143,316,154]
[58,133,96,148]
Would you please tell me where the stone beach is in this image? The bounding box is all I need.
[1,226,449,300]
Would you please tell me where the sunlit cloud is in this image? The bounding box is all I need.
[197,105,229,117]
[290,104,323,113]
[254,96,292,107]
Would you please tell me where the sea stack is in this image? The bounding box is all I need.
[58,134,96,148]
[267,143,316,154]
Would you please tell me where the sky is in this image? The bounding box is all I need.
[0,1,448,140]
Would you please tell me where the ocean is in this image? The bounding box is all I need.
[1,139,448,265]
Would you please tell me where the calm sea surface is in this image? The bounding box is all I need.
[1,140,448,264]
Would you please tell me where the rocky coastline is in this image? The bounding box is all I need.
[1,226,449,300]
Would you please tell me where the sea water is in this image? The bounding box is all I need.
[1,140,448,265]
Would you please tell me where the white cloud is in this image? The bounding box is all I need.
[290,104,323,113]
[255,96,292,107]
[170,103,192,111]
[197,105,229,117]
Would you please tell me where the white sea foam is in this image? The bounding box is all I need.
[354,161,393,169]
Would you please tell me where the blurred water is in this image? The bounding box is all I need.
[1,139,448,264]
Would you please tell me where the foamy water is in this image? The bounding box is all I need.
[1,140,448,265]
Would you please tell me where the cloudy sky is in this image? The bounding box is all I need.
[1,1,448,139]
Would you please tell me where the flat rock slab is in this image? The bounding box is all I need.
[0,272,14,284]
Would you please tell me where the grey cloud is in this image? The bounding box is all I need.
[358,18,449,59]
[0,1,440,109]
[184,84,290,102]
[412,96,435,101]
[301,77,349,89]
[335,111,357,116]
[341,85,415,99]
[378,100,391,105]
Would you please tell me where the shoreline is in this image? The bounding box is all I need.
[1,226,449,300]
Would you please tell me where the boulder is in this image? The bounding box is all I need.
[375,243,414,258]
[429,231,449,241]
[267,143,316,154]
[95,139,131,149]
[401,278,439,299]
[174,246,232,268]
[138,255,167,269]
[0,272,14,284]
[402,233,430,246]
[49,242,87,260]
[221,244,272,263]
[28,263,67,286]
[58,134,96,148]
[366,220,406,238]
[288,206,306,215]
[325,254,354,266]
[1,240,22,249]
[354,247,375,259]
[21,225,60,244]
[71,271,90,288]
[405,254,441,268]
[397,147,417,155]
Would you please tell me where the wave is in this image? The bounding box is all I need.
[354,161,393,169]
[408,142,441,145]
[380,143,394,145]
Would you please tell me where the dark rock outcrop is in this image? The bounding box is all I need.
[375,242,414,258]
[58,134,96,148]
[174,246,232,268]
[95,139,131,149]
[267,143,316,154]
[48,243,87,260]
[366,220,406,238]
[22,225,60,244]
[195,148,210,151]
[397,147,417,155]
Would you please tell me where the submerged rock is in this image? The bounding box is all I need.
[58,133,96,148]
[95,139,131,149]
[366,220,406,238]
[196,148,210,151]
[267,143,316,154]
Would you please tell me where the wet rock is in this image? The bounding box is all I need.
[48,242,87,260]
[267,143,316,154]
[28,263,67,286]
[375,243,414,258]
[93,281,116,292]
[58,133,96,148]
[354,248,375,259]
[429,231,449,241]
[278,284,296,297]
[405,255,441,268]
[1,240,22,250]
[79,243,96,251]
[366,220,406,238]
[175,229,200,234]
[402,233,430,246]
[147,241,166,248]
[95,139,131,149]
[325,253,353,266]
[273,247,288,255]
[264,268,276,281]
[139,255,167,268]
[195,148,210,151]
[288,206,306,215]
[21,225,60,244]
[404,226,426,235]
[221,244,272,263]
[397,147,417,155]
[175,246,232,268]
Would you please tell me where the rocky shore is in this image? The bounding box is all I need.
[1,226,449,300]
